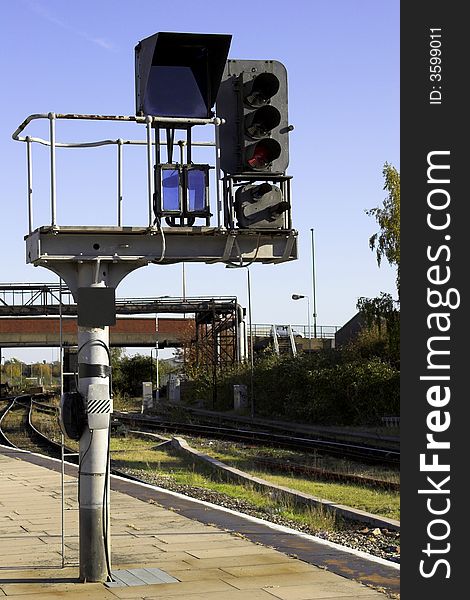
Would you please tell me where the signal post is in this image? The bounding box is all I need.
[13,31,297,583]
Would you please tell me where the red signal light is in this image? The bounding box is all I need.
[246,139,281,170]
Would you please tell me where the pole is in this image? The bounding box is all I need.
[78,322,111,582]
[76,268,112,583]
[155,315,159,403]
[247,268,254,418]
[307,296,312,351]
[310,228,318,338]
[59,278,65,568]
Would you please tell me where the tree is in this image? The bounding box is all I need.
[366,162,400,295]
[356,293,400,366]
[111,350,180,397]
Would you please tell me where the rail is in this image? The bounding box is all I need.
[12,112,222,234]
[250,323,339,339]
[0,284,241,319]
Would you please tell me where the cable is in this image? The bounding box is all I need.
[77,429,94,504]
[225,233,261,268]
[102,425,113,580]
[153,215,166,263]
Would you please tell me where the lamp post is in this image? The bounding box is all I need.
[292,294,311,351]
[310,228,318,338]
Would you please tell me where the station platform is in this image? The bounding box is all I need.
[0,446,394,599]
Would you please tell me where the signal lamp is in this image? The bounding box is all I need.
[245,105,281,139]
[244,72,280,108]
[245,139,281,170]
[235,182,288,228]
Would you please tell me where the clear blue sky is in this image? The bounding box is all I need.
[1,0,399,362]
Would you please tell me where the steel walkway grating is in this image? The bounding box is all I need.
[105,567,179,587]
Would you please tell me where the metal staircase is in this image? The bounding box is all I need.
[270,324,297,357]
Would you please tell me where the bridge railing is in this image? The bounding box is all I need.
[250,324,339,340]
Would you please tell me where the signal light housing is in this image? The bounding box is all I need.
[235,182,289,228]
[216,59,289,176]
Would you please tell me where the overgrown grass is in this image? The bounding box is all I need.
[110,435,399,525]
[110,436,341,531]
[29,409,400,525]
[112,393,142,413]
[189,437,400,483]
[188,438,400,520]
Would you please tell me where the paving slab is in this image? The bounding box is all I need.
[0,446,394,599]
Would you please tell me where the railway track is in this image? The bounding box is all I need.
[0,394,77,462]
[161,404,400,448]
[1,397,399,477]
[113,411,400,467]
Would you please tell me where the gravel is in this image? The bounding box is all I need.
[119,467,400,564]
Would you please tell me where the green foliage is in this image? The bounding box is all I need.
[111,350,178,397]
[366,162,400,294]
[186,350,399,427]
[356,293,400,366]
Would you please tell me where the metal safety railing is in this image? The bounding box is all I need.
[0,283,239,315]
[12,112,223,234]
[250,323,339,339]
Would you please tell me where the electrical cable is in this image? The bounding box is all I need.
[153,215,166,263]
[225,233,261,268]
[102,425,112,580]
[77,429,94,505]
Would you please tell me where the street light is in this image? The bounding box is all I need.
[292,294,311,351]
[310,228,318,338]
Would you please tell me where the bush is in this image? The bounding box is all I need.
[184,350,399,427]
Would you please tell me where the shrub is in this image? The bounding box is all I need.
[185,351,399,426]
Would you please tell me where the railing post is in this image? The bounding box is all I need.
[117,139,123,226]
[146,117,154,227]
[214,121,222,229]
[26,137,33,233]
[49,113,57,227]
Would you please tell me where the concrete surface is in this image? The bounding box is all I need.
[0,446,391,599]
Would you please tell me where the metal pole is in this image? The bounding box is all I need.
[59,278,65,567]
[155,315,159,403]
[307,296,312,351]
[146,118,154,227]
[117,139,123,226]
[78,322,111,582]
[49,113,57,227]
[182,263,186,300]
[246,268,254,418]
[26,137,33,234]
[214,122,222,229]
[77,270,111,582]
[310,228,318,338]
